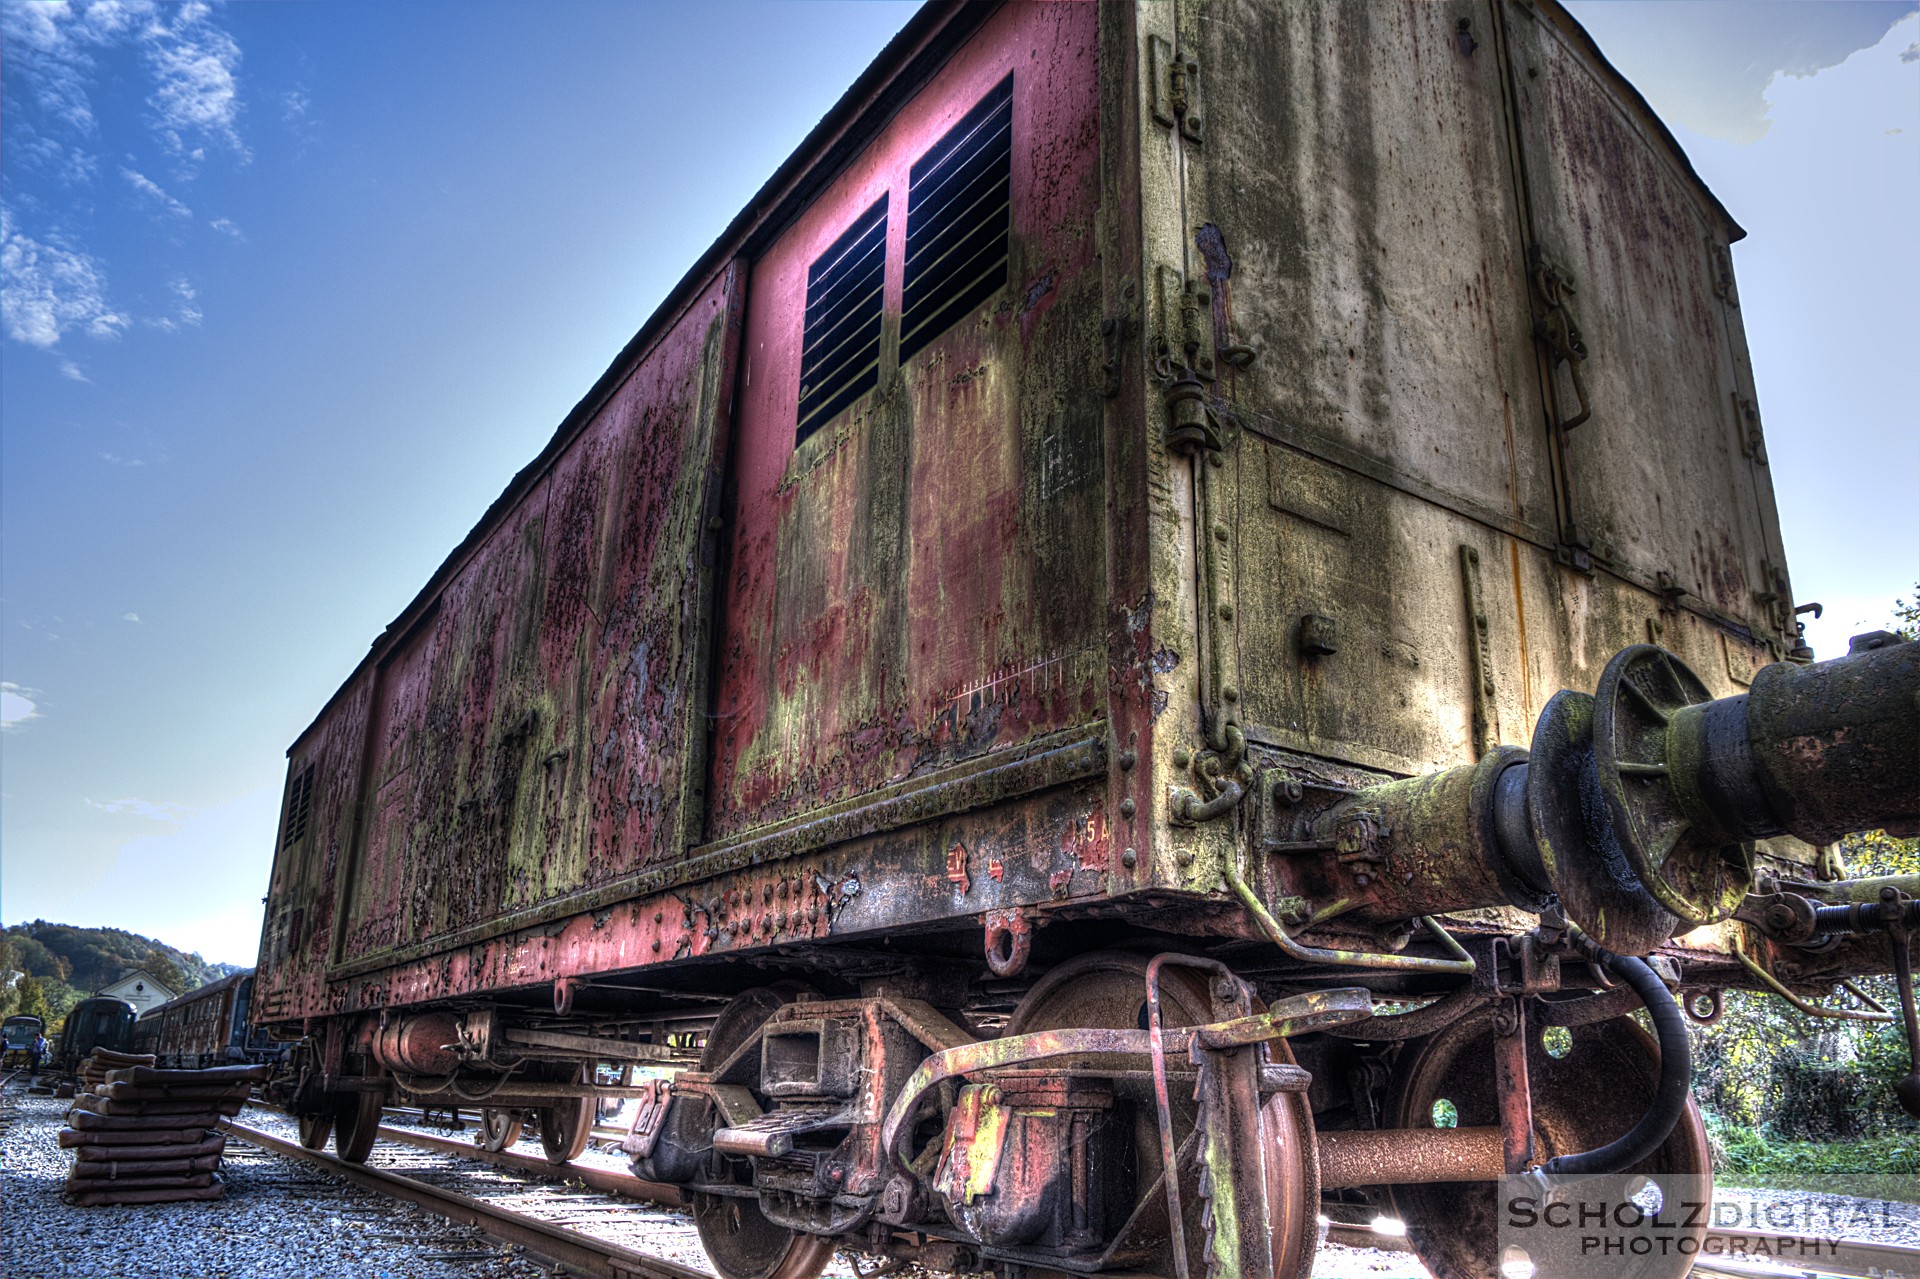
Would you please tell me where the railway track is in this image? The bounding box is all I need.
[227,1107,1920,1279]
[222,1117,707,1279]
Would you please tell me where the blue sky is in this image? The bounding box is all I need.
[2,2,1914,966]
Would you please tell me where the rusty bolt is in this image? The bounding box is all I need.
[1215,524,1229,542]
[1122,847,1138,868]
[763,884,774,904]
[651,939,661,953]
[653,910,662,923]
[1223,686,1238,703]
[1175,848,1195,868]
[1173,748,1192,769]
[1219,603,1234,622]
[1120,797,1136,820]
[776,911,788,929]
[1119,750,1136,772]
[1355,873,1372,888]
[776,880,789,899]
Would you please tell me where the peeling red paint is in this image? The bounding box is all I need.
[710,0,1105,839]
[946,842,972,893]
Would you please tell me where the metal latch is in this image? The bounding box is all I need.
[1148,36,1203,142]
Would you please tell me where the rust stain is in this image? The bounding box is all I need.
[1507,537,1535,739]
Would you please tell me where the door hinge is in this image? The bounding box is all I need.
[1148,36,1204,143]
[1153,263,1217,382]
[1530,247,1592,432]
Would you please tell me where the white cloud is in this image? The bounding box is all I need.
[2,1,249,165]
[1568,2,1919,144]
[120,166,192,218]
[208,216,242,239]
[0,206,129,348]
[1,0,107,136]
[86,796,193,822]
[169,275,202,327]
[122,612,141,623]
[93,450,147,467]
[1,683,42,729]
[8,123,99,186]
[59,359,90,382]
[143,3,249,161]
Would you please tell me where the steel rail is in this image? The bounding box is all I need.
[368,1120,684,1206]
[262,1101,670,1197]
[220,1119,704,1279]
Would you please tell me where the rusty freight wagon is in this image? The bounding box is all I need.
[253,4,1920,1277]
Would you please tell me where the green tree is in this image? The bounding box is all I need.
[14,976,58,1025]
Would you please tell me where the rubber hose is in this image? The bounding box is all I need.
[1536,951,1691,1177]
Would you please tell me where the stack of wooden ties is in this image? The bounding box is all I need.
[61,1050,269,1206]
[75,1046,150,1093]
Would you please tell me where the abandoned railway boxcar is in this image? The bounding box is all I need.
[254,4,1920,1278]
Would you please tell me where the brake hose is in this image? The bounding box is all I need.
[1535,940,1691,1178]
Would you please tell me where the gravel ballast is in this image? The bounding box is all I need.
[4,1087,550,1279]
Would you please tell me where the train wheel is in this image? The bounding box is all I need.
[479,1107,524,1153]
[691,986,834,1279]
[539,1066,594,1164]
[332,1088,384,1165]
[296,1111,333,1151]
[1388,1007,1711,1279]
[1001,951,1322,1278]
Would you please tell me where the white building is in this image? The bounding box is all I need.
[97,969,178,1017]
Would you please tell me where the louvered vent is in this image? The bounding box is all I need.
[901,75,1013,364]
[797,196,888,444]
[281,763,315,849]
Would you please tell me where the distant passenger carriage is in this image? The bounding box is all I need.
[2,1014,45,1068]
[135,970,283,1070]
[52,998,136,1074]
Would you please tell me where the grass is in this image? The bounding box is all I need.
[1705,1109,1920,1201]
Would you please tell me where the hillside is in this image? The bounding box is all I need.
[0,921,245,1029]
